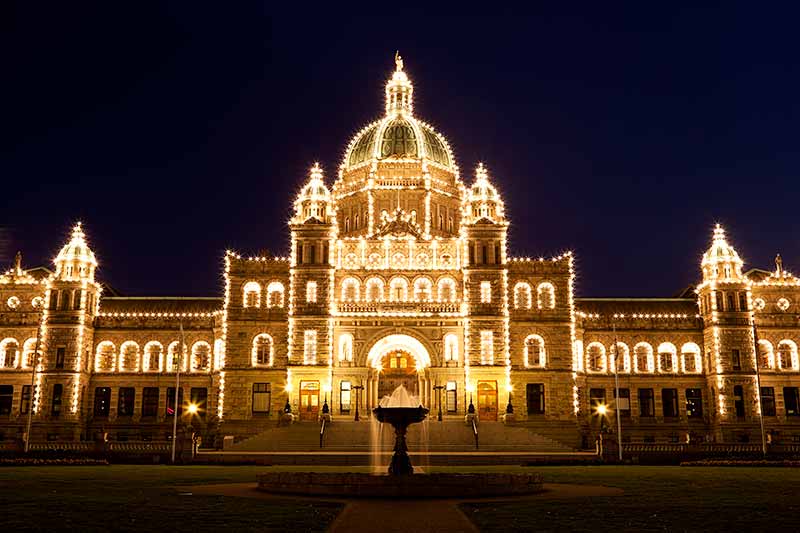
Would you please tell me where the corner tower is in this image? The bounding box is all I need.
[697,224,757,441]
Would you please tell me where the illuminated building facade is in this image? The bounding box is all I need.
[1,56,799,448]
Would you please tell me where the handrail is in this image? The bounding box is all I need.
[471,417,479,450]
[319,418,326,449]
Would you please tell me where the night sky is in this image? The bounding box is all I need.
[2,5,799,298]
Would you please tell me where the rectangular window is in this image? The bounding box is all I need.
[306,281,317,303]
[784,387,800,416]
[481,245,487,264]
[739,292,747,311]
[732,349,741,371]
[727,293,735,311]
[252,383,271,414]
[0,385,12,416]
[73,290,82,310]
[479,331,493,365]
[526,383,545,415]
[303,330,317,365]
[55,347,66,369]
[589,388,605,414]
[614,388,631,417]
[468,243,475,265]
[190,387,207,418]
[142,387,159,417]
[638,388,655,417]
[51,384,63,417]
[118,387,135,417]
[480,281,491,303]
[340,381,351,414]
[20,385,31,415]
[662,388,679,417]
[446,381,457,413]
[760,387,776,417]
[686,388,703,418]
[166,387,184,416]
[94,387,111,417]
[734,385,745,418]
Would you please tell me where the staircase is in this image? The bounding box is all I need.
[228,419,576,453]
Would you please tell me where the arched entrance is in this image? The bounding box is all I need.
[378,350,418,399]
[366,334,432,407]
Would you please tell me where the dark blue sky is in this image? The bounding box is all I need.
[2,5,798,297]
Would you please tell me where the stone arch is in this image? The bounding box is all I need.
[365,332,434,370]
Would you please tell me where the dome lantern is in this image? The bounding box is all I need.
[701,224,744,282]
[292,162,332,224]
[385,51,413,116]
[54,222,97,281]
[464,163,505,224]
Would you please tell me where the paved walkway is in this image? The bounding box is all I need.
[184,482,623,532]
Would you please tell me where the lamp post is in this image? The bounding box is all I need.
[595,403,608,456]
[170,323,186,464]
[433,383,444,421]
[24,307,44,453]
[353,382,364,421]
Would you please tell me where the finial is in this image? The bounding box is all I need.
[475,162,489,181]
[72,221,85,239]
[776,253,784,277]
[395,50,403,72]
[14,251,22,276]
[310,162,323,178]
[712,223,725,243]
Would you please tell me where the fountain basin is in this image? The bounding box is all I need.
[257,471,543,498]
[373,405,428,425]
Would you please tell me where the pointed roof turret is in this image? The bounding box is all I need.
[54,221,97,281]
[701,224,743,282]
[464,163,506,224]
[292,163,332,224]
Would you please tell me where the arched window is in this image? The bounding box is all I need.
[365,277,384,302]
[242,281,261,308]
[389,277,408,302]
[166,341,187,372]
[413,277,433,302]
[609,342,630,373]
[338,333,353,362]
[524,335,546,368]
[681,342,702,374]
[341,277,361,302]
[758,340,775,370]
[443,333,459,362]
[22,338,38,369]
[267,282,285,308]
[252,334,273,367]
[657,342,678,373]
[94,341,116,373]
[777,340,798,370]
[537,282,555,309]
[514,282,532,309]
[634,342,654,373]
[143,341,163,372]
[214,339,225,370]
[0,338,19,368]
[191,341,211,372]
[119,341,140,372]
[586,342,606,373]
[437,277,456,302]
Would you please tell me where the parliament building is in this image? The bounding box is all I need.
[2,56,800,450]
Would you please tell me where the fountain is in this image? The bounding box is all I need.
[372,385,429,475]
[256,385,542,497]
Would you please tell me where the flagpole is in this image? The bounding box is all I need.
[612,322,623,462]
[171,322,185,464]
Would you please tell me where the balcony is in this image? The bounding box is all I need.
[336,301,462,316]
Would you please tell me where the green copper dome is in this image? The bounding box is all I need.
[345,116,452,169]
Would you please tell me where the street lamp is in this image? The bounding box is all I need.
[187,403,199,415]
[595,403,608,456]
[352,382,364,421]
[433,383,444,421]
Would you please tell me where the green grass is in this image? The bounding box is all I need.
[3,464,799,531]
[0,465,341,532]
[456,465,800,532]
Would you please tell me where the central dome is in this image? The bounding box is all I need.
[342,53,455,172]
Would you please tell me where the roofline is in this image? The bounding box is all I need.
[576,298,695,302]
[100,296,220,301]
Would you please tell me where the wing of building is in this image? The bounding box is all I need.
[2,56,799,449]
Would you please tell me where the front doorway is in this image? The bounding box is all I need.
[377,350,418,400]
[299,380,320,421]
[477,380,498,421]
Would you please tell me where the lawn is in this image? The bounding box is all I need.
[2,464,798,532]
[0,465,342,532]
[456,465,800,531]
